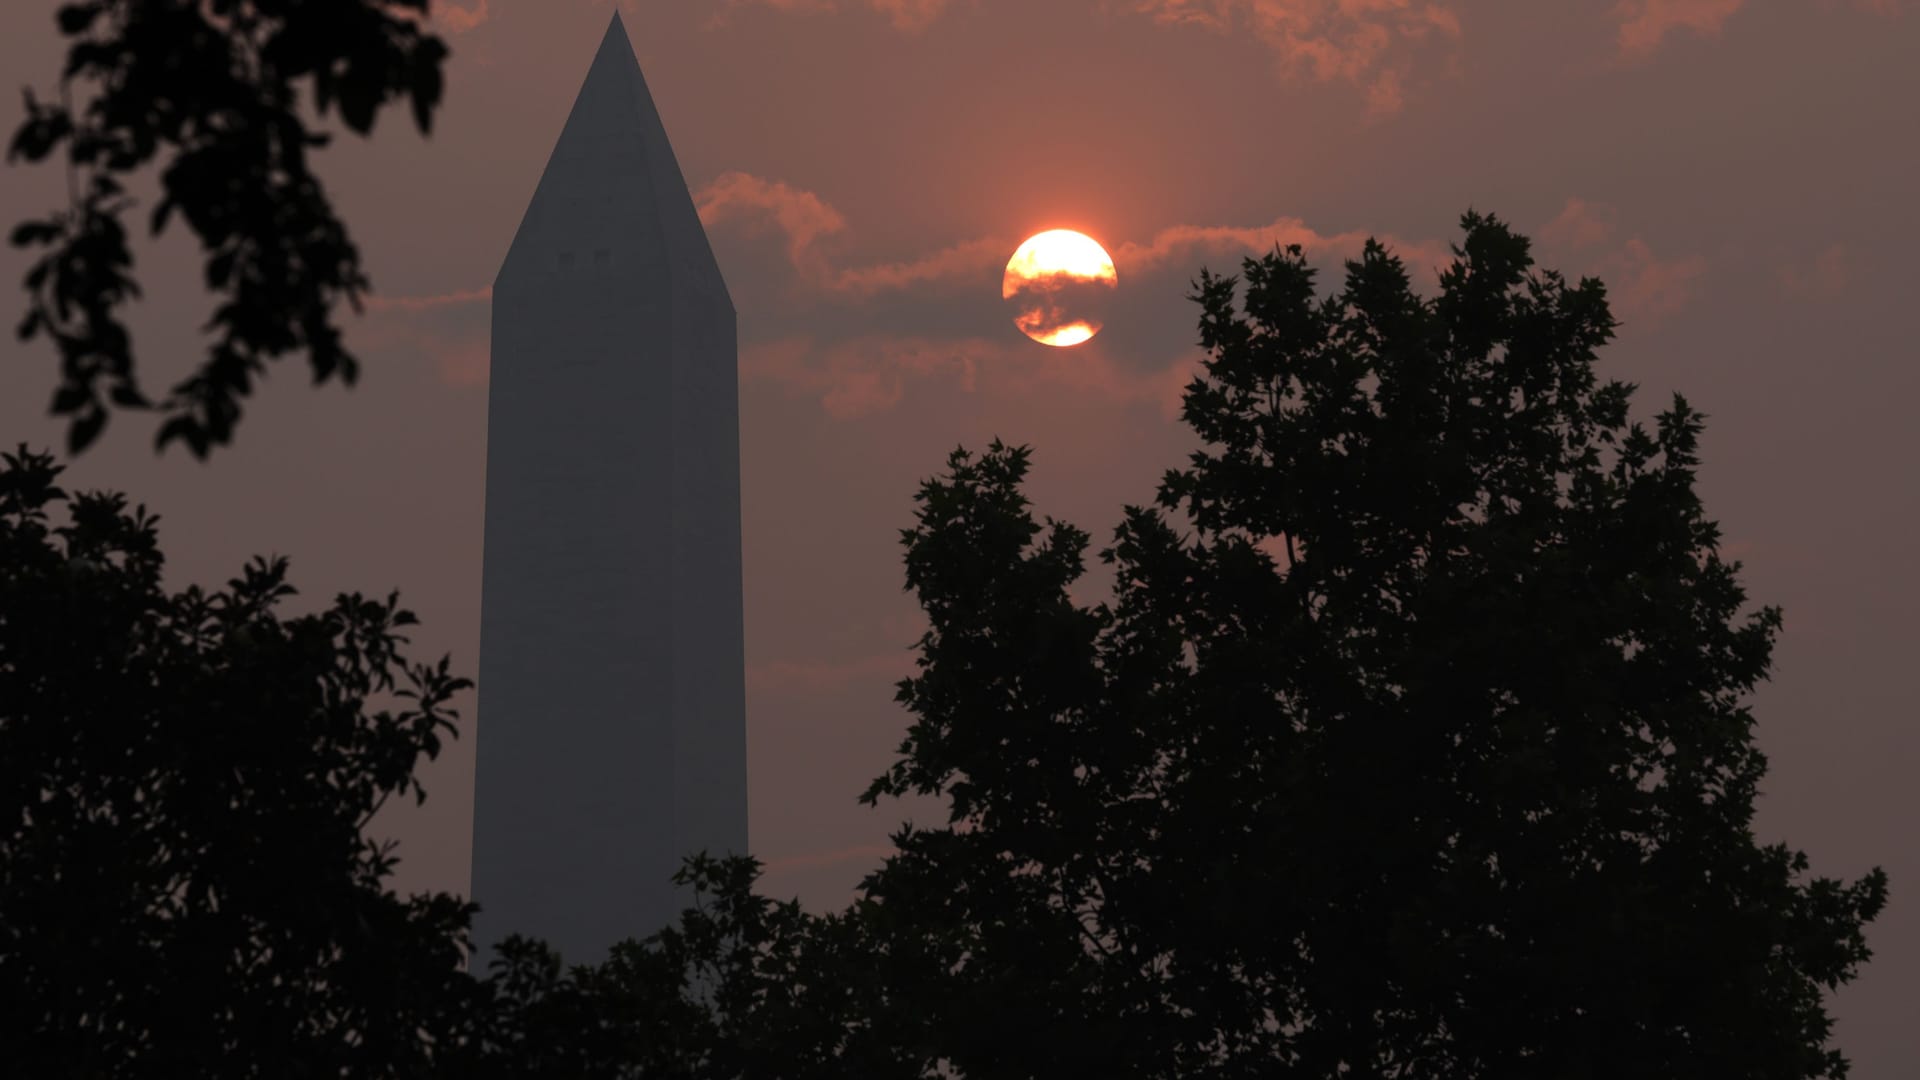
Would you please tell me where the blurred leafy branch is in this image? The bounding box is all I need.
[8,0,449,457]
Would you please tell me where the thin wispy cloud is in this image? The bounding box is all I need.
[742,331,1203,422]
[747,651,917,693]
[695,173,1457,305]
[1778,243,1849,300]
[352,318,490,388]
[351,190,1692,402]
[1538,197,1707,319]
[1538,196,1621,253]
[1127,0,1462,116]
[703,172,1484,420]
[355,288,493,387]
[695,172,847,275]
[1613,0,1747,55]
[742,335,992,418]
[708,0,956,32]
[1605,237,1708,317]
[695,171,1007,297]
[1114,217,1452,283]
[719,183,1710,419]
[761,844,898,874]
[435,0,491,33]
[362,286,493,314]
[1613,0,1903,56]
[707,0,1455,111]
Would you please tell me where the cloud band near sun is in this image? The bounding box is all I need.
[362,173,1706,400]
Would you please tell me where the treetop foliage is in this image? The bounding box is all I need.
[0,444,480,1076]
[540,213,1887,1079]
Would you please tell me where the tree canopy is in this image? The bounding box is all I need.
[0,445,479,1076]
[2,207,1888,1077]
[8,1,450,457]
[507,212,1887,1079]
[839,214,1888,1077]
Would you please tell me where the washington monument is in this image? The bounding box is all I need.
[471,13,747,966]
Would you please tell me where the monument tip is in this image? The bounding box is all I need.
[597,9,629,53]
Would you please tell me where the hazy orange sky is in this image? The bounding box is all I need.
[2,1,1915,1072]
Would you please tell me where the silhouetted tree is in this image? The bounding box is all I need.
[0,446,480,1076]
[8,1,449,456]
[535,213,1887,1079]
[454,856,919,1080]
[850,213,1888,1078]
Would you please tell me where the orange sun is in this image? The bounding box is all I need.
[1003,229,1119,347]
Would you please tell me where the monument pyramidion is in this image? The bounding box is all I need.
[471,12,747,968]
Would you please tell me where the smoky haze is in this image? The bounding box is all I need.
[0,2,1913,1075]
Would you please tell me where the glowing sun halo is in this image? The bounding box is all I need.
[1003,229,1118,347]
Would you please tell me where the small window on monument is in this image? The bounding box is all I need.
[594,248,611,266]
[558,251,575,269]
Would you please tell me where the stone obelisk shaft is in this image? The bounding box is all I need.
[471,13,746,967]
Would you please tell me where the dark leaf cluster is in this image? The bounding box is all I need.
[453,855,925,1080]
[8,1,449,456]
[0,445,481,1076]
